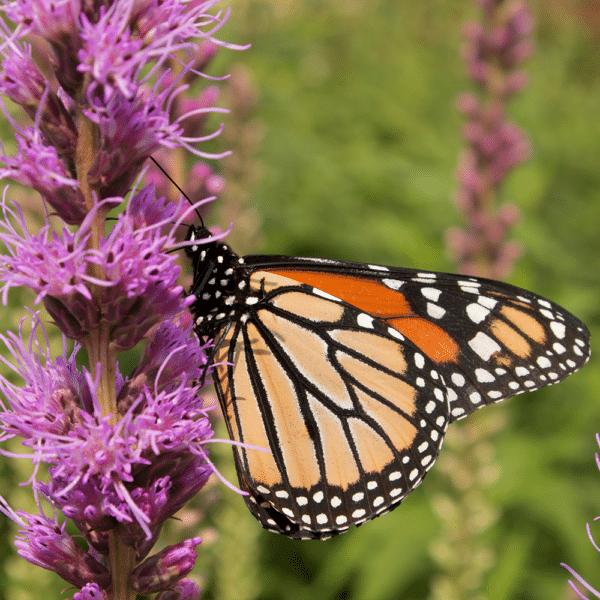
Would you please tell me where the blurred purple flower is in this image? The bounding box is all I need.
[0,0,245,597]
[448,0,533,279]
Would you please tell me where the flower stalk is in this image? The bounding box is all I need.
[447,0,534,280]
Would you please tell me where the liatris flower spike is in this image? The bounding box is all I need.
[447,0,534,280]
[0,1,246,599]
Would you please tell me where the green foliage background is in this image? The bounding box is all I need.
[1,1,599,599]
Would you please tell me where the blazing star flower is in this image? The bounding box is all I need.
[447,0,533,280]
[0,0,245,597]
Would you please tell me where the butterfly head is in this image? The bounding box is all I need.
[184,225,213,257]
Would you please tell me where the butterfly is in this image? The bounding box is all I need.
[185,226,590,540]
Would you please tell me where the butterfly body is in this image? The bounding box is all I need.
[186,226,590,540]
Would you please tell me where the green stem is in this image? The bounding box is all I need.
[75,103,133,600]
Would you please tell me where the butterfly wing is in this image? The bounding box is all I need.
[199,251,589,539]
[212,270,451,539]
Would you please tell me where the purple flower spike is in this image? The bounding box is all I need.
[0,109,86,225]
[156,579,201,600]
[71,583,108,600]
[0,43,78,158]
[117,319,210,413]
[0,0,244,595]
[130,537,203,594]
[91,189,196,351]
[1,508,110,590]
[0,198,99,337]
[449,0,533,279]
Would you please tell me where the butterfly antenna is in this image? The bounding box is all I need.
[149,156,205,227]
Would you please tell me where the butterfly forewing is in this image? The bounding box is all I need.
[186,229,590,539]
[244,257,591,422]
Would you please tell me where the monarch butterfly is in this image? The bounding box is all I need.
[185,226,590,540]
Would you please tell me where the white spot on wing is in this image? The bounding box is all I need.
[421,287,442,302]
[469,332,501,361]
[475,368,495,382]
[382,278,404,290]
[477,296,497,309]
[357,313,374,328]
[388,328,405,340]
[313,288,342,302]
[550,321,566,339]
[467,303,490,324]
[469,391,482,404]
[427,303,446,319]
[451,373,465,387]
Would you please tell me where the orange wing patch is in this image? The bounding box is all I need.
[348,417,396,475]
[489,318,531,359]
[500,305,546,344]
[213,329,282,489]
[269,270,413,317]
[353,388,418,453]
[245,322,322,490]
[307,394,361,490]
[387,317,460,363]
[267,269,460,364]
